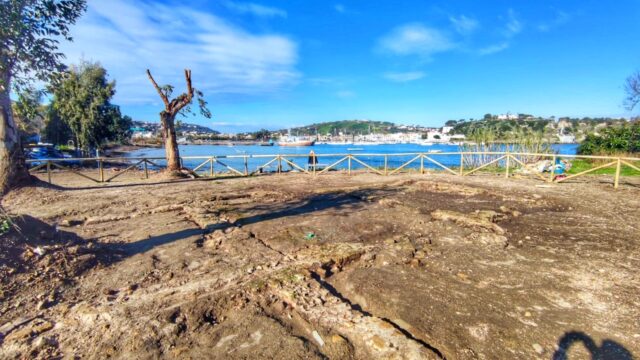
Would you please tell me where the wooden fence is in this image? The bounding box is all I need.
[26,152,640,189]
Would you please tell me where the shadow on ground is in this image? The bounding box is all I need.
[553,331,634,360]
[99,186,398,265]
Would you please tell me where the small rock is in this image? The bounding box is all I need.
[312,330,325,347]
[524,311,532,317]
[33,336,56,349]
[5,320,54,341]
[532,343,544,354]
[371,335,386,350]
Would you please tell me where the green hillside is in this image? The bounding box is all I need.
[450,116,628,141]
[283,120,404,136]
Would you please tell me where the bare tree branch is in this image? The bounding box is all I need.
[625,71,640,112]
[172,69,194,114]
[146,69,169,108]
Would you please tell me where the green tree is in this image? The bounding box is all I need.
[43,105,72,145]
[255,129,271,141]
[0,0,86,193]
[578,123,640,155]
[12,86,45,141]
[50,61,128,151]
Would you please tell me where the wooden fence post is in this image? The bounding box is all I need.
[549,155,556,182]
[348,155,352,175]
[614,158,621,189]
[420,154,424,174]
[209,157,214,177]
[505,154,510,178]
[459,153,464,176]
[99,159,105,182]
[278,156,282,174]
[384,155,388,176]
[47,161,51,184]
[143,159,149,179]
[244,156,248,176]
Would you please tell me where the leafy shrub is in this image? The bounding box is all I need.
[578,123,640,155]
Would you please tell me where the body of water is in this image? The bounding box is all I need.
[127,143,579,174]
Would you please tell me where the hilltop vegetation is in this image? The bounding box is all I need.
[284,120,404,136]
[449,114,629,141]
[132,121,219,135]
[578,122,640,154]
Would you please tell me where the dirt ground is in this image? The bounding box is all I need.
[1,170,639,359]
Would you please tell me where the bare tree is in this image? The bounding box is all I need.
[146,69,211,171]
[625,71,640,111]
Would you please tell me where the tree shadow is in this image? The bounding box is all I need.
[553,331,634,360]
[0,214,95,284]
[28,173,250,191]
[98,186,397,265]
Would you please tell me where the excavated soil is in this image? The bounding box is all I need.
[1,171,639,359]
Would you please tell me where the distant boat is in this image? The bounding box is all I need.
[347,147,364,151]
[426,149,442,153]
[259,140,274,146]
[278,140,316,147]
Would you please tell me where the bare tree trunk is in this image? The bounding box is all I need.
[0,74,30,195]
[161,112,181,171]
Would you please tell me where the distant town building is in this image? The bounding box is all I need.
[497,113,518,120]
[441,126,454,134]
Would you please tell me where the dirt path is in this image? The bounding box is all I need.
[1,172,639,359]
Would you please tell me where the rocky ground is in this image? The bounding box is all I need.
[1,170,639,359]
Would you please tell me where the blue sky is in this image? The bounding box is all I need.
[59,0,640,133]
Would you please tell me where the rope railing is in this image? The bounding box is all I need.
[26,152,640,188]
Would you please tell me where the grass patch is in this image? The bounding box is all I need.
[567,159,640,176]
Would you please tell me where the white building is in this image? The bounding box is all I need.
[441,126,454,134]
[497,113,518,120]
[132,131,155,139]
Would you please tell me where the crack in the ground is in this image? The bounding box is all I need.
[249,232,286,257]
[309,271,446,359]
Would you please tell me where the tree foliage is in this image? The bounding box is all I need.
[0,0,87,90]
[49,61,130,150]
[12,86,45,138]
[43,105,71,145]
[578,123,640,155]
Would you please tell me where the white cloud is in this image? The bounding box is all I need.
[334,4,346,13]
[378,23,455,58]
[504,9,523,37]
[478,42,510,55]
[59,0,299,105]
[211,121,249,127]
[449,15,479,35]
[336,90,355,98]
[223,1,287,18]
[538,10,571,32]
[383,71,426,82]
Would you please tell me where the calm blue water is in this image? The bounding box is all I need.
[127,143,579,174]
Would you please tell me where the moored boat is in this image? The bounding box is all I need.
[278,140,316,147]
